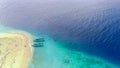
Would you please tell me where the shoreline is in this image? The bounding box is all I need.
[0,25,119,68]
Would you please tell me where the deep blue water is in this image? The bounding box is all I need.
[0,0,120,66]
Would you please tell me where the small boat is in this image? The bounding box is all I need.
[34,38,45,42]
[32,43,44,47]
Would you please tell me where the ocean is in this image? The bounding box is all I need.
[0,0,120,67]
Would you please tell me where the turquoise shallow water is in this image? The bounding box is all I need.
[1,0,120,66]
[28,34,119,68]
[0,25,119,68]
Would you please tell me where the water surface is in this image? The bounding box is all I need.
[0,0,120,66]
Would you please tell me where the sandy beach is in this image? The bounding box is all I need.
[0,32,32,68]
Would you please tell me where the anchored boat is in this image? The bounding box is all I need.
[32,38,45,47]
[34,38,45,42]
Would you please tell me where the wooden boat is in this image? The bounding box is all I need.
[32,43,44,47]
[34,38,45,42]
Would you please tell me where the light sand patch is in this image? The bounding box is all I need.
[0,32,32,68]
